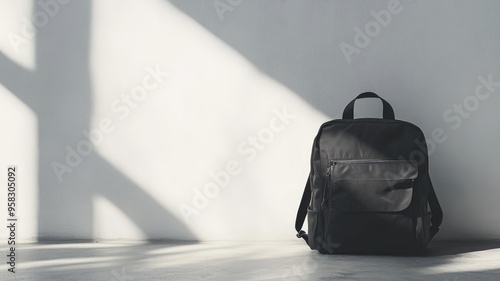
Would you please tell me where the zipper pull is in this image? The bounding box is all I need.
[326,161,330,175]
[326,160,334,175]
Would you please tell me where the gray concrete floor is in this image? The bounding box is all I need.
[2,241,500,280]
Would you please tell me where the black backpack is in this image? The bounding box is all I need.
[295,92,443,254]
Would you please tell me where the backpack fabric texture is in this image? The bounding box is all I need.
[295,92,443,254]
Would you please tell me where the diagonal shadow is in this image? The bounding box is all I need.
[0,0,195,241]
[167,0,343,117]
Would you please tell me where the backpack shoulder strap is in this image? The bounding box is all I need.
[428,177,443,238]
[295,178,311,245]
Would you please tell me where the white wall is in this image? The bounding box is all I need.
[0,0,499,242]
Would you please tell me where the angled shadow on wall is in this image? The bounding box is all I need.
[0,0,196,242]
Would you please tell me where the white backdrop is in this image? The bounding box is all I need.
[0,0,499,242]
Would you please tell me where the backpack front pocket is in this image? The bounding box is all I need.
[322,159,418,252]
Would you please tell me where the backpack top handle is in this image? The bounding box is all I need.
[342,92,395,120]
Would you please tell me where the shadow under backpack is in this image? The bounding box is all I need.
[295,92,443,254]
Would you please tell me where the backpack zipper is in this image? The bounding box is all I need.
[320,160,334,210]
[332,159,414,164]
[320,159,416,210]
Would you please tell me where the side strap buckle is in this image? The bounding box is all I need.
[296,230,306,239]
